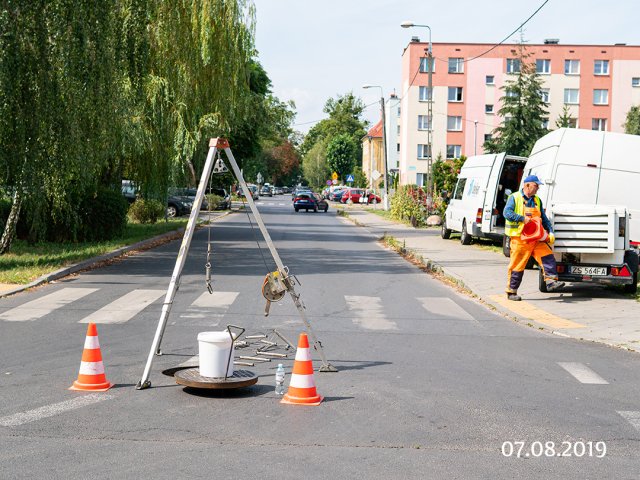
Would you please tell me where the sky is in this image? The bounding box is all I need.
[253,0,640,134]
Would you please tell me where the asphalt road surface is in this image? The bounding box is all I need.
[1,196,639,479]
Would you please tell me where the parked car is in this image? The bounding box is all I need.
[274,187,284,195]
[341,188,381,204]
[238,184,259,200]
[293,192,329,212]
[122,181,193,217]
[329,189,346,202]
[169,187,209,211]
[260,185,273,197]
[205,187,231,210]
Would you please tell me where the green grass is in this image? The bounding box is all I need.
[0,219,188,284]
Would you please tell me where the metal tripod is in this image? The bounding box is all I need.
[137,138,336,390]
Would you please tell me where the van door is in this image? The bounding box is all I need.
[448,177,467,231]
[481,153,503,234]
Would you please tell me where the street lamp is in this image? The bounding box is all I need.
[362,84,389,211]
[401,21,433,210]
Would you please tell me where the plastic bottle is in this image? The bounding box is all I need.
[275,364,286,395]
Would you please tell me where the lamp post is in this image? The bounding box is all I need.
[363,84,389,210]
[474,120,478,156]
[401,21,433,210]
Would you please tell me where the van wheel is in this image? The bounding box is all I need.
[460,220,472,245]
[538,270,548,293]
[623,272,638,294]
[441,219,452,239]
[502,235,511,257]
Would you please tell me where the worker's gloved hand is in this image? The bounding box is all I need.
[548,233,555,244]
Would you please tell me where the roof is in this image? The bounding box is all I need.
[366,120,383,138]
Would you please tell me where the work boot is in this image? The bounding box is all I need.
[507,293,521,301]
[546,281,565,292]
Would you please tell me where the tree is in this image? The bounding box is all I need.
[483,43,548,157]
[351,166,368,188]
[302,139,330,190]
[555,105,575,128]
[624,106,640,135]
[326,134,358,181]
[432,154,465,198]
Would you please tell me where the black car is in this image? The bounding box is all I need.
[122,182,193,217]
[293,192,329,213]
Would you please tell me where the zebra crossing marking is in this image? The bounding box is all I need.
[79,289,165,324]
[0,288,98,322]
[344,295,397,330]
[417,297,477,323]
[558,362,609,384]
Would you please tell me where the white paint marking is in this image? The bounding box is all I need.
[0,288,98,322]
[79,289,164,324]
[344,296,397,330]
[558,362,609,384]
[0,393,113,427]
[417,297,476,322]
[618,411,640,432]
[179,291,238,323]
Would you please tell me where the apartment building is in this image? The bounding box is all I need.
[398,39,640,186]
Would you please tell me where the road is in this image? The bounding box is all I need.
[1,196,639,479]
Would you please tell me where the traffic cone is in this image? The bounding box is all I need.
[281,333,323,406]
[69,323,112,392]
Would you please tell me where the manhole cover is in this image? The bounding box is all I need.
[174,368,258,389]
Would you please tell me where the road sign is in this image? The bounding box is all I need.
[326,180,332,186]
[332,179,338,185]
[256,172,263,184]
[332,171,338,180]
[346,174,354,183]
[372,170,381,181]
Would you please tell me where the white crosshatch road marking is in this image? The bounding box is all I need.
[0,288,98,322]
[417,297,477,323]
[179,291,239,323]
[558,362,609,384]
[344,295,397,330]
[0,393,114,427]
[79,289,164,324]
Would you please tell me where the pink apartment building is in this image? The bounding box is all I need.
[398,39,640,187]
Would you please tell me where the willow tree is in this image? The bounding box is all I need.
[0,1,125,251]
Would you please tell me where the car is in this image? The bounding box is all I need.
[122,181,193,217]
[260,185,273,197]
[341,188,381,204]
[329,188,347,202]
[206,187,231,210]
[238,184,259,200]
[169,187,210,210]
[293,192,329,213]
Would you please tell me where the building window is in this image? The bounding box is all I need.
[416,173,426,187]
[540,88,550,103]
[417,144,432,159]
[541,118,549,129]
[484,134,492,142]
[564,88,579,104]
[567,118,577,128]
[594,60,609,75]
[505,88,518,99]
[592,118,607,131]
[397,106,401,117]
[446,145,462,159]
[485,104,494,114]
[397,125,400,135]
[448,86,463,102]
[417,115,432,130]
[593,89,609,105]
[419,86,433,102]
[536,59,551,74]
[565,59,580,75]
[633,77,640,87]
[448,57,464,74]
[419,57,435,73]
[486,75,495,85]
[397,143,400,152]
[447,116,462,131]
[506,58,521,74]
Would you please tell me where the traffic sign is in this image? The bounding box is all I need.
[346,174,354,183]
[326,180,332,186]
[332,171,338,180]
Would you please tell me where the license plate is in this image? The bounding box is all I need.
[570,266,607,276]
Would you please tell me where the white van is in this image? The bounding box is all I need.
[520,128,640,293]
[442,153,527,244]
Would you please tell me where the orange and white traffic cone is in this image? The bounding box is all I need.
[69,323,112,392]
[281,333,323,406]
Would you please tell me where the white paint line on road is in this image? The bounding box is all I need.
[618,411,640,432]
[179,291,238,323]
[557,362,609,384]
[79,289,164,324]
[0,288,99,322]
[344,296,397,331]
[0,393,114,427]
[179,355,200,368]
[417,297,478,323]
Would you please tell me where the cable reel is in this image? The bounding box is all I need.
[262,271,286,316]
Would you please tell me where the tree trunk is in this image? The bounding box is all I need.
[0,189,23,254]
[186,159,197,186]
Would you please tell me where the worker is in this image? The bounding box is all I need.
[503,175,564,301]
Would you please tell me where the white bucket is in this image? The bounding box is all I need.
[197,331,234,378]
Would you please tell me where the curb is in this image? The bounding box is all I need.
[0,210,233,299]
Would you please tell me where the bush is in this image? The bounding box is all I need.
[0,196,10,232]
[390,185,428,227]
[205,194,223,210]
[79,188,129,241]
[128,198,165,224]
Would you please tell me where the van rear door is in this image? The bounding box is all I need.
[481,153,504,234]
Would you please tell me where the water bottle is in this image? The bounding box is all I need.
[275,364,285,395]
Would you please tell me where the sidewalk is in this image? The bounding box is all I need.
[345,208,640,353]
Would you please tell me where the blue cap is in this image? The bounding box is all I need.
[523,175,543,185]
